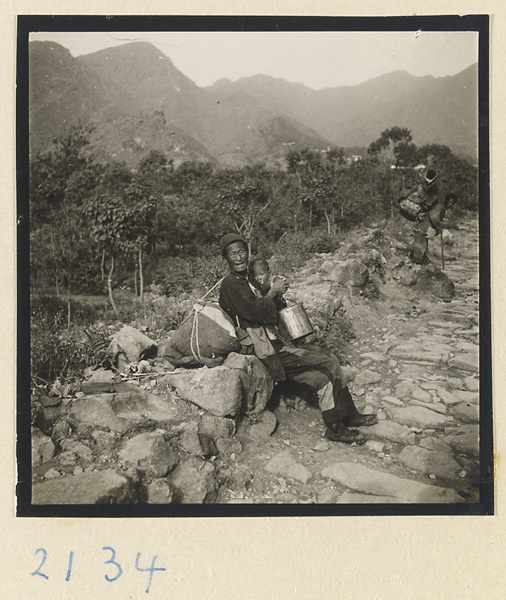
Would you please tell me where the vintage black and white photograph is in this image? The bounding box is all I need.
[19,16,491,513]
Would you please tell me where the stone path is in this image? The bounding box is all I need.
[229,217,482,504]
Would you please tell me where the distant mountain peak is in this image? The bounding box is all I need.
[29,40,478,165]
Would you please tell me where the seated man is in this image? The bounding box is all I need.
[218,233,377,445]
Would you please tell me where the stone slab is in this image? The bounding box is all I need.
[367,420,412,443]
[410,400,447,415]
[354,369,382,386]
[321,462,464,503]
[32,469,138,504]
[398,446,461,480]
[265,450,312,483]
[112,386,181,424]
[445,425,479,456]
[463,376,479,392]
[337,492,406,504]
[452,390,479,405]
[147,479,173,504]
[382,396,404,407]
[386,406,451,429]
[360,352,389,363]
[412,388,433,403]
[436,388,463,406]
[451,402,480,424]
[448,353,479,373]
[70,396,130,433]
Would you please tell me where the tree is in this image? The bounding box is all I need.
[368,127,415,166]
[30,126,104,327]
[285,149,327,233]
[124,151,171,301]
[217,167,271,251]
[84,192,141,315]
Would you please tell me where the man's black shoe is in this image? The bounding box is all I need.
[345,413,378,427]
[325,422,366,445]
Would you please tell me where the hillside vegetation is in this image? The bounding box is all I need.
[30,124,477,386]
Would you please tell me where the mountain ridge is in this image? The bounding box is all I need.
[29,40,478,166]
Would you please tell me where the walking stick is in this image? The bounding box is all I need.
[440,230,445,270]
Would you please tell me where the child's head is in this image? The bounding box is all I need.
[249,259,271,292]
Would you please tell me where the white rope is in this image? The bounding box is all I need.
[178,276,226,328]
[200,276,226,301]
[189,310,203,365]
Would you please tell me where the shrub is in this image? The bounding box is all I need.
[30,295,107,384]
[271,229,341,275]
[305,231,341,254]
[156,254,226,297]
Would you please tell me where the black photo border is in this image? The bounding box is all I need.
[16,13,492,518]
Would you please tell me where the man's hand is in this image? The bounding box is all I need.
[269,276,289,297]
[426,227,438,239]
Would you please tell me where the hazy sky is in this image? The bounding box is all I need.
[30,30,478,89]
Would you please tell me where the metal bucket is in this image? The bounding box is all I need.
[278,303,314,341]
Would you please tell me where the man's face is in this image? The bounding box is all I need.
[225,241,249,275]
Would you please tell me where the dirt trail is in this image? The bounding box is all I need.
[223,218,481,504]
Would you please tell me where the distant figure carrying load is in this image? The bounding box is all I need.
[398,169,453,265]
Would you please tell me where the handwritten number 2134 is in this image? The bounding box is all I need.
[31,547,166,593]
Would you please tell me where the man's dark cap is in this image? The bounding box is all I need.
[219,233,247,254]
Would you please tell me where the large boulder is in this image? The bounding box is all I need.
[253,410,278,438]
[119,432,178,477]
[222,353,273,413]
[70,384,181,432]
[163,352,274,417]
[32,469,139,504]
[331,259,369,287]
[32,428,57,466]
[163,367,242,417]
[415,265,455,301]
[147,479,173,504]
[176,422,216,457]
[168,456,219,503]
[199,414,236,440]
[391,263,417,287]
[162,354,273,417]
[107,325,157,363]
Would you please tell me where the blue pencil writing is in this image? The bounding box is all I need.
[30,548,49,580]
[102,546,123,583]
[135,552,167,594]
[65,551,74,582]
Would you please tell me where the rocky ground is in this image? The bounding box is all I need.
[31,215,481,505]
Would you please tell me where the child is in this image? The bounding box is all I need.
[243,258,289,381]
[248,258,287,310]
